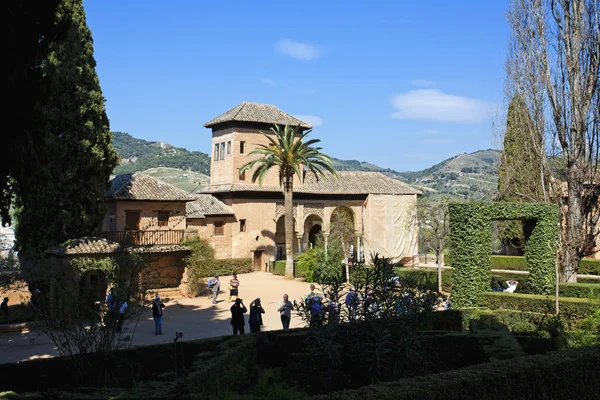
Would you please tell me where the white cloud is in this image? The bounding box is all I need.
[420,138,451,144]
[390,89,495,124]
[423,129,441,135]
[276,39,321,60]
[410,79,436,87]
[261,78,277,86]
[295,115,323,127]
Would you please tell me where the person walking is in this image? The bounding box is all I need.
[152,295,165,335]
[277,294,293,330]
[248,298,265,333]
[345,287,359,321]
[208,275,220,304]
[1,297,8,316]
[230,298,247,335]
[229,274,240,302]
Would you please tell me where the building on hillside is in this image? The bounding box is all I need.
[0,226,15,258]
[186,101,421,270]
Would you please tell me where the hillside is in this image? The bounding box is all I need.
[397,149,501,200]
[112,132,211,175]
[110,132,500,199]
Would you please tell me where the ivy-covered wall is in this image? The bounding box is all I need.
[448,202,558,307]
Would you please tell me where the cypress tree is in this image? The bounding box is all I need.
[497,94,548,249]
[14,0,118,259]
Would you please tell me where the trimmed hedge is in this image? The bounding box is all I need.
[491,255,528,271]
[271,260,286,276]
[579,258,600,275]
[559,282,600,299]
[484,256,600,275]
[448,202,558,307]
[207,258,252,276]
[316,345,600,400]
[477,292,600,327]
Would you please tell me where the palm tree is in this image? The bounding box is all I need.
[240,125,336,279]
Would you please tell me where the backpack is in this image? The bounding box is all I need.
[207,277,217,289]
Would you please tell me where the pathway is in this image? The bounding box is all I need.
[0,272,314,365]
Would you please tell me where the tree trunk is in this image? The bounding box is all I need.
[563,169,583,283]
[437,249,443,293]
[284,176,295,280]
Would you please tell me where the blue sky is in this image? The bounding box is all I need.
[85,0,509,172]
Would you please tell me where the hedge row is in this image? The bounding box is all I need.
[0,335,238,393]
[450,255,600,276]
[207,258,252,276]
[477,292,600,327]
[317,344,600,400]
[397,267,600,299]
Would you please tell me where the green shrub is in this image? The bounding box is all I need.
[477,292,600,328]
[316,345,600,400]
[295,248,317,281]
[207,258,252,276]
[271,260,286,276]
[579,258,600,275]
[491,255,528,271]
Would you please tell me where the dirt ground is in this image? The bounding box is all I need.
[0,272,316,364]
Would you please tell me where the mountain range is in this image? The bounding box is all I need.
[111,131,501,199]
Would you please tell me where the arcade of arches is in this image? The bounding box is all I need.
[274,204,360,261]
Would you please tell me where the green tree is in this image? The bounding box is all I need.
[1,0,61,226]
[417,197,450,293]
[12,0,118,261]
[240,125,336,279]
[497,94,549,251]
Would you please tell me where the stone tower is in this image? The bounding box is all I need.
[203,102,312,191]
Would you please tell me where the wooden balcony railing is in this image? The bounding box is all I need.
[101,230,184,246]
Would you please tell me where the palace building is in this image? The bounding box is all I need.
[188,101,421,270]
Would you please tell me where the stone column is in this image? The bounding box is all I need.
[322,232,330,255]
[356,232,363,263]
[296,234,303,254]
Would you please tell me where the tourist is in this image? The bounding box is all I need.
[208,275,220,304]
[304,284,317,303]
[230,298,247,335]
[152,295,165,335]
[105,288,118,328]
[248,298,265,333]
[277,294,293,330]
[1,297,8,316]
[116,300,128,333]
[229,274,240,302]
[503,280,519,293]
[309,295,324,326]
[345,287,359,321]
[328,300,340,325]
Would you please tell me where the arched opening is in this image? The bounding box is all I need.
[274,215,298,260]
[308,224,322,247]
[303,214,324,249]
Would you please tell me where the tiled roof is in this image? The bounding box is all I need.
[106,172,195,202]
[186,194,234,218]
[45,237,190,256]
[206,171,421,195]
[204,102,311,129]
[45,237,121,255]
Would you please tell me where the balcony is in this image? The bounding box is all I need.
[101,230,185,246]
